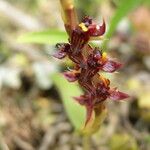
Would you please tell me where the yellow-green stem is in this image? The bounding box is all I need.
[59,0,78,35]
[83,136,91,150]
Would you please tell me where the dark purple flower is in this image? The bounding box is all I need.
[54,16,129,126]
[63,71,80,82]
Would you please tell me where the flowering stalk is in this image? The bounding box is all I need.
[60,0,78,36]
[55,0,129,134]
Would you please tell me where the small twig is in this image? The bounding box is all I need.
[38,127,56,150]
[13,136,35,150]
[0,134,10,150]
[0,0,44,30]
[38,122,71,150]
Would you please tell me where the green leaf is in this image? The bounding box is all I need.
[17,29,68,44]
[102,0,142,50]
[51,73,86,130]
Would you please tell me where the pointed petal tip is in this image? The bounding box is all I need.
[109,90,129,101]
[84,106,94,127]
[63,71,79,82]
[101,19,106,32]
[102,60,122,73]
[52,51,66,59]
[73,96,83,104]
[73,94,89,105]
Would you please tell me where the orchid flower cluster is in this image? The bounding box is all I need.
[53,16,129,125]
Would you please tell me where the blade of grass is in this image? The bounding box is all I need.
[17,29,68,44]
[51,73,86,130]
[101,0,142,50]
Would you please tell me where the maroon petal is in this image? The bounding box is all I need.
[88,20,106,37]
[74,94,94,126]
[102,60,122,72]
[109,89,129,101]
[73,95,87,105]
[53,51,67,59]
[63,71,79,82]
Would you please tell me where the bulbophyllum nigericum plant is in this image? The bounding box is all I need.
[54,0,129,135]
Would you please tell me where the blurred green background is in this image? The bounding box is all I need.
[0,0,150,150]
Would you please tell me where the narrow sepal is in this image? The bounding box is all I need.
[63,71,79,82]
[102,60,122,72]
[53,51,66,59]
[73,95,87,105]
[109,89,129,101]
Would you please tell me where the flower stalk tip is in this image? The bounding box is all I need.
[60,0,78,34]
